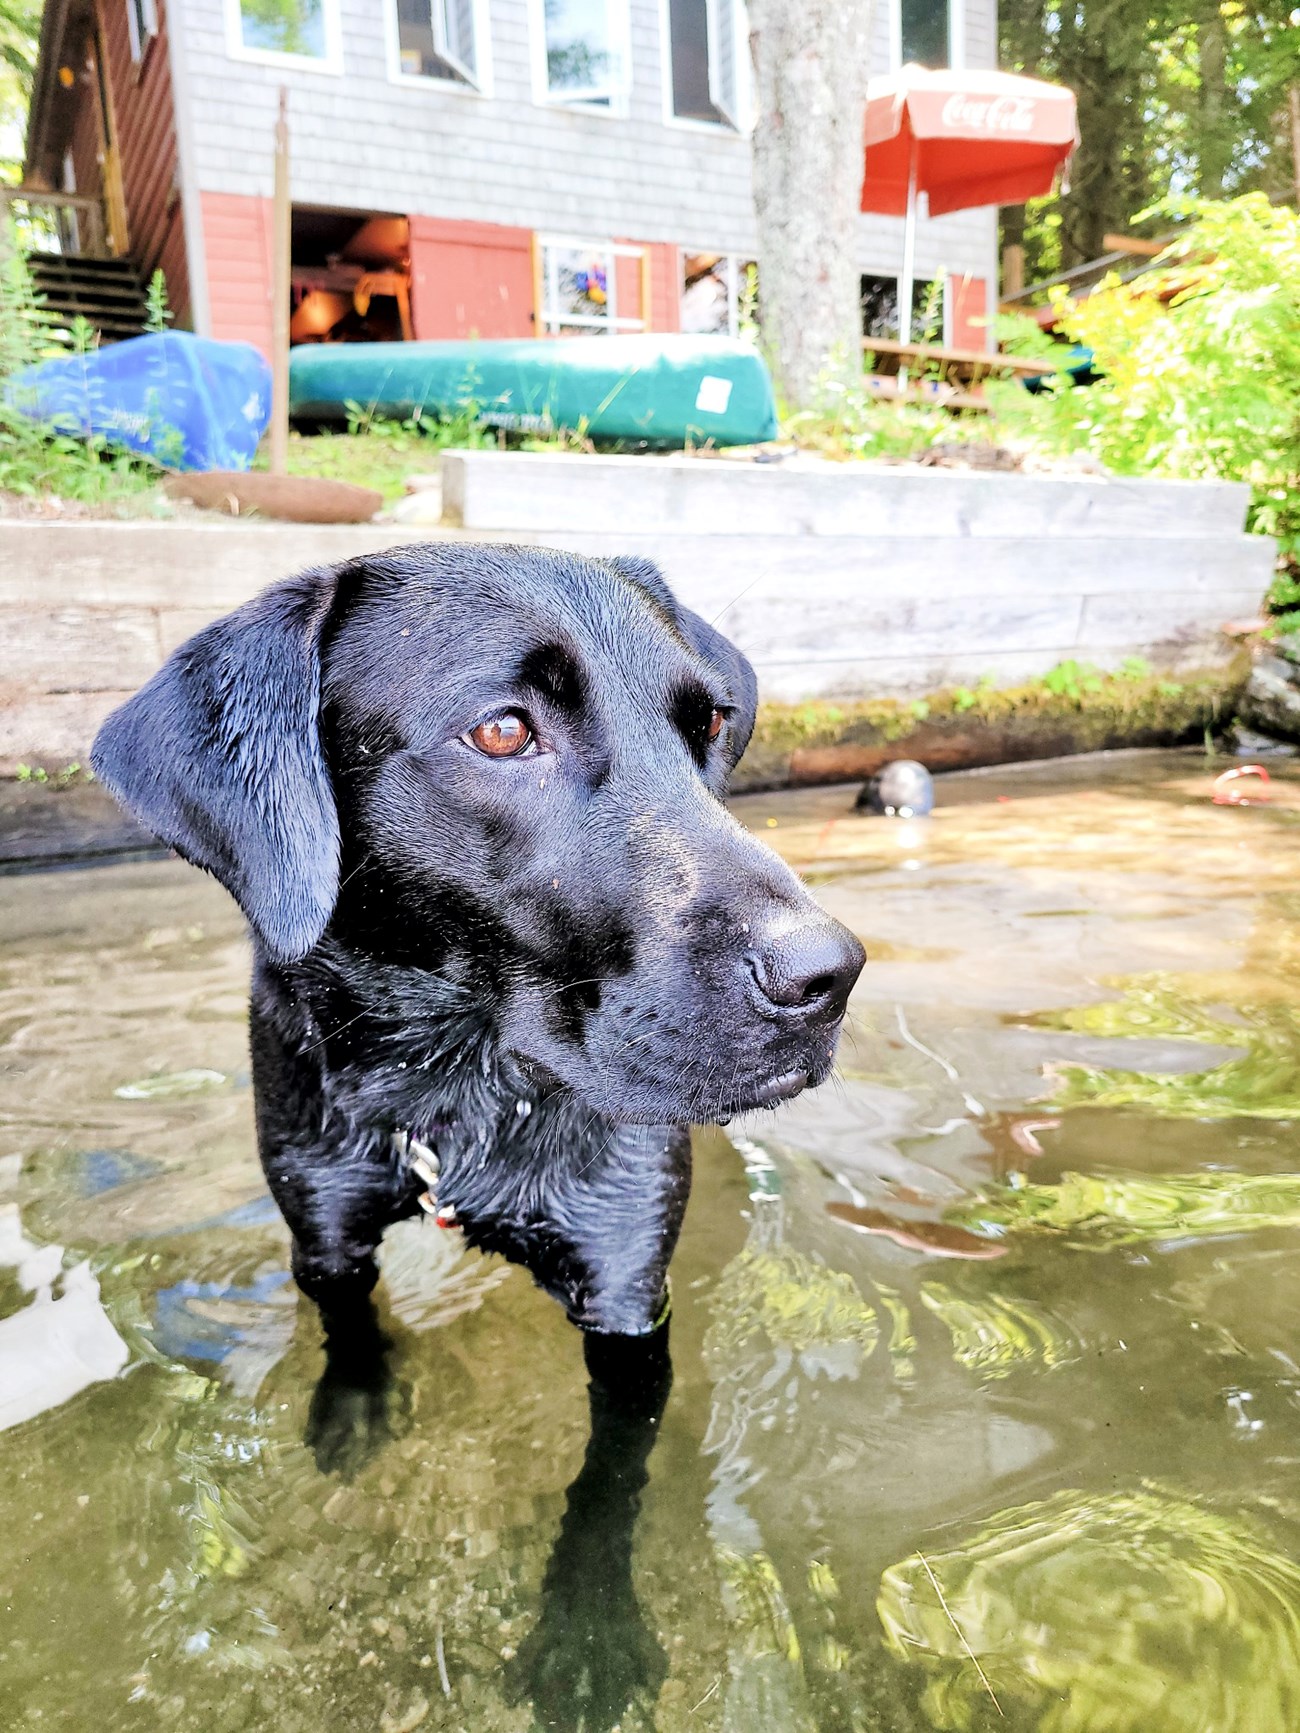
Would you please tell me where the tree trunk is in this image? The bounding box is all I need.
[1196,0,1229,197]
[747,0,873,413]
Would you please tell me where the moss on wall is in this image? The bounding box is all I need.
[735,657,1249,791]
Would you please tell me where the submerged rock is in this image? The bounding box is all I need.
[1238,655,1300,744]
[855,759,935,816]
[1226,723,1297,758]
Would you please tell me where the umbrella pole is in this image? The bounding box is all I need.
[898,136,919,384]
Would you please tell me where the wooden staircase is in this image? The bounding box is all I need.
[26,253,151,344]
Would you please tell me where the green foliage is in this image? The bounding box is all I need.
[15,762,93,787]
[144,269,173,335]
[992,195,1300,604]
[880,1484,1300,1731]
[999,0,1299,276]
[0,230,182,505]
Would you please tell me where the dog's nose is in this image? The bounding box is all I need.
[746,920,865,1021]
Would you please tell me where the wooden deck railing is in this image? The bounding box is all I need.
[0,187,109,259]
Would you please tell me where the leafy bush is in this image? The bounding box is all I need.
[0,228,166,506]
[990,194,1300,610]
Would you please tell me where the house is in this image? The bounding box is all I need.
[18,0,997,355]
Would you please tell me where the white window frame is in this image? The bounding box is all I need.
[528,0,632,118]
[538,235,648,334]
[659,0,753,133]
[889,0,964,71]
[125,0,158,63]
[224,0,344,75]
[384,0,493,94]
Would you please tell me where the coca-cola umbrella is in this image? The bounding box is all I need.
[862,65,1078,343]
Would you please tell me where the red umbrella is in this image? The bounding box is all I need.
[862,65,1078,342]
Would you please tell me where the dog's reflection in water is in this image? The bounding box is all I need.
[307,1303,672,1733]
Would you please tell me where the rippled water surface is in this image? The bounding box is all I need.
[7,749,1300,1731]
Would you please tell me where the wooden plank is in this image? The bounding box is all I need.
[0,607,161,692]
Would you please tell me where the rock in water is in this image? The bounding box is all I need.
[1239,656,1300,745]
[855,759,935,817]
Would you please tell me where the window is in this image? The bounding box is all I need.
[536,0,628,108]
[680,251,755,339]
[893,0,963,69]
[861,273,946,344]
[126,0,158,62]
[392,0,485,85]
[226,0,342,69]
[665,0,748,128]
[538,237,648,334]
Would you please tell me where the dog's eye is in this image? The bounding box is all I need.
[465,713,534,758]
[707,709,725,744]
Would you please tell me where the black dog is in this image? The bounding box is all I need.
[92,544,863,1356]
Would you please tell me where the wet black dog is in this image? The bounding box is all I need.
[92,544,863,1356]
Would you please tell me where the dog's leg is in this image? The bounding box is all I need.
[250,996,408,1314]
[540,1123,692,1337]
[506,1319,672,1731]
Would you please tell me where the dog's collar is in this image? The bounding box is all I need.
[391,1127,458,1229]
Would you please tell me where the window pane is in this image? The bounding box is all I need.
[438,0,476,74]
[861,272,944,341]
[681,253,730,334]
[899,0,948,67]
[396,0,470,79]
[668,0,721,122]
[545,0,615,98]
[239,0,327,57]
[544,244,615,330]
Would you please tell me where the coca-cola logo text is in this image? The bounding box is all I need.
[941,92,1037,132]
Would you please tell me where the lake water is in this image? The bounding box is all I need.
[5,749,1300,1731]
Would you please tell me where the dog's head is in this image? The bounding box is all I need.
[92,545,863,1124]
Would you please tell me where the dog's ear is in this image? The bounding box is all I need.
[607,557,759,767]
[91,568,343,962]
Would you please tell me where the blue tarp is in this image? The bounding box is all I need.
[5,331,271,471]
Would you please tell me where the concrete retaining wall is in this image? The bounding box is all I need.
[0,452,1275,773]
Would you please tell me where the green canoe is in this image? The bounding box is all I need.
[289,334,778,448]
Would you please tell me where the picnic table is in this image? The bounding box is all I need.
[862,336,1056,409]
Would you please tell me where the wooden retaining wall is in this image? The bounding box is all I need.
[0,453,1275,775]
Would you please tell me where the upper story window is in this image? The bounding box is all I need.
[392,0,488,87]
[535,0,630,110]
[666,0,749,128]
[227,0,343,70]
[126,0,158,62]
[894,0,963,69]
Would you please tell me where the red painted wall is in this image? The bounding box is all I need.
[197,206,692,358]
[98,0,188,320]
[201,191,275,357]
[948,273,990,351]
[645,243,680,333]
[409,216,535,340]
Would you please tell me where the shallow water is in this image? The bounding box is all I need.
[6,749,1300,1731]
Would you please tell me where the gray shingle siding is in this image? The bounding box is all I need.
[181,0,997,281]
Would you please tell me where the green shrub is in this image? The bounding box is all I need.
[990,194,1300,613]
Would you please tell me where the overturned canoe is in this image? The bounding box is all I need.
[289,334,778,448]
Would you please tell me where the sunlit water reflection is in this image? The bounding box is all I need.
[7,749,1300,1729]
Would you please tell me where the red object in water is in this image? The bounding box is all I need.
[862,67,1079,218]
[1213,765,1271,805]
